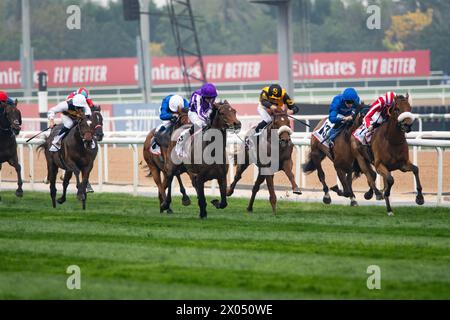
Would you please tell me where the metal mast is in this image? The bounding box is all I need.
[167,0,207,97]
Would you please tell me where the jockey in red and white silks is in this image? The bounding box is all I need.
[353,91,397,145]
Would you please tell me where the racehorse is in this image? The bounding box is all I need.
[143,109,191,213]
[162,100,241,219]
[0,99,23,201]
[227,108,301,213]
[38,114,97,210]
[351,93,424,215]
[302,104,374,206]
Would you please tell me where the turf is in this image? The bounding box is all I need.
[0,191,449,299]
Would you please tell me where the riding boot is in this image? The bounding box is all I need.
[49,126,70,152]
[254,120,268,136]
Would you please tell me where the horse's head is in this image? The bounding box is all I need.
[91,106,104,141]
[271,108,292,148]
[212,100,241,133]
[175,108,191,128]
[2,99,22,135]
[392,93,415,133]
[77,116,95,146]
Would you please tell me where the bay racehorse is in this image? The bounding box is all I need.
[0,99,23,200]
[143,109,191,213]
[351,93,424,215]
[38,114,97,210]
[227,108,301,213]
[302,104,375,206]
[162,100,241,218]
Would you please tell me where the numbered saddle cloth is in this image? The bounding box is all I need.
[312,119,334,148]
[352,125,372,145]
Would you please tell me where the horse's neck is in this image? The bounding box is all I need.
[385,116,405,145]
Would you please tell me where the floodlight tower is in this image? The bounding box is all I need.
[250,0,293,97]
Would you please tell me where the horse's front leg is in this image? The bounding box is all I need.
[195,178,207,219]
[282,159,301,195]
[47,162,58,208]
[401,161,424,205]
[8,156,23,197]
[211,175,227,209]
[227,163,249,196]
[78,165,93,210]
[375,162,395,216]
[57,170,73,204]
[266,174,277,214]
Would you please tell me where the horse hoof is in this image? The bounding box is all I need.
[350,200,358,207]
[293,188,302,195]
[323,196,331,205]
[77,194,84,201]
[57,197,66,204]
[199,214,207,219]
[416,195,424,205]
[15,190,23,198]
[364,190,374,200]
[246,207,253,213]
[167,208,173,214]
[181,196,191,206]
[160,201,170,212]
[387,211,394,216]
[376,194,384,201]
[226,188,234,197]
[211,199,220,208]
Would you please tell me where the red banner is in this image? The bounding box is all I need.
[0,51,430,89]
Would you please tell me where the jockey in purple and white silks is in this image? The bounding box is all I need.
[175,83,218,157]
[188,83,218,128]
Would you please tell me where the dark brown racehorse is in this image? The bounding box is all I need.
[162,100,241,218]
[302,105,375,206]
[143,109,191,213]
[38,114,97,210]
[0,100,23,200]
[227,108,301,213]
[351,94,424,215]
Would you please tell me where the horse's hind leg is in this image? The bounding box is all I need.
[247,173,266,213]
[345,171,358,206]
[400,162,424,205]
[314,154,331,204]
[364,169,377,200]
[195,178,207,219]
[8,156,23,197]
[57,170,73,204]
[266,175,277,214]
[177,174,191,206]
[227,163,249,196]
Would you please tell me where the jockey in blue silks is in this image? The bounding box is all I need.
[327,88,361,147]
[152,94,189,150]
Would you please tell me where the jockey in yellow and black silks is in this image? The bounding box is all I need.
[255,84,299,135]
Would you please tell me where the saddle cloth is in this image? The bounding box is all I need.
[352,125,372,145]
[312,119,334,148]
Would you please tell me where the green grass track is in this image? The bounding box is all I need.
[0,191,449,299]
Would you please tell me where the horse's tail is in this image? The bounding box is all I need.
[352,160,362,180]
[36,140,47,156]
[302,155,317,174]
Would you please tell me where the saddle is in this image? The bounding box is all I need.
[154,125,175,148]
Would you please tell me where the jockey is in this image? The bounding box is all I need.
[47,94,92,152]
[152,94,189,149]
[188,82,218,130]
[0,91,15,106]
[255,84,299,135]
[327,88,361,146]
[66,87,95,108]
[363,91,397,132]
[175,83,218,157]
